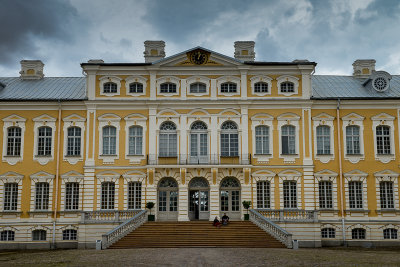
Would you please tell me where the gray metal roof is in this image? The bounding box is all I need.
[0,77,86,101]
[312,75,400,99]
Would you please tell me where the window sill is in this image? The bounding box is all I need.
[35,155,52,158]
[0,211,22,215]
[3,155,21,158]
[100,154,118,157]
[344,209,370,213]
[28,210,52,214]
[220,155,239,158]
[127,154,144,157]
[158,155,177,158]
[254,154,272,156]
[345,154,363,156]
[316,154,333,156]
[280,154,298,156]
[59,210,82,213]
[64,155,82,158]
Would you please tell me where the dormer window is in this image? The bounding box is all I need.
[280,82,294,93]
[221,82,237,93]
[129,82,144,93]
[190,82,206,93]
[254,82,268,93]
[103,82,117,93]
[160,82,177,93]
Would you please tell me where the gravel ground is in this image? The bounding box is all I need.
[0,247,400,267]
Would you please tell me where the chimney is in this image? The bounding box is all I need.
[144,40,165,63]
[234,41,255,61]
[20,60,44,80]
[352,59,376,78]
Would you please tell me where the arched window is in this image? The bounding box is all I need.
[220,82,237,93]
[160,82,177,93]
[190,121,208,162]
[383,228,398,239]
[63,229,77,240]
[221,121,238,157]
[281,125,295,154]
[321,228,335,238]
[102,126,117,155]
[159,122,177,157]
[283,181,297,209]
[254,82,268,93]
[255,126,269,155]
[346,125,360,154]
[316,125,330,155]
[280,81,294,93]
[190,82,207,93]
[128,126,143,155]
[257,181,270,209]
[352,228,366,239]
[6,127,21,156]
[38,126,52,156]
[129,82,144,93]
[103,82,117,93]
[0,230,15,241]
[101,182,115,210]
[67,126,81,156]
[128,182,141,210]
[376,125,391,154]
[32,229,46,241]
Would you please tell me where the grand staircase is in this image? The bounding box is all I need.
[109,221,285,248]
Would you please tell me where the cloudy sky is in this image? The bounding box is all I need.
[1,0,400,77]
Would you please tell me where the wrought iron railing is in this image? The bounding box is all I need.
[81,210,142,223]
[256,209,317,222]
[101,210,147,249]
[147,154,251,165]
[249,209,293,248]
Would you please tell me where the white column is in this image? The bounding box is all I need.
[181,79,187,100]
[240,70,247,99]
[210,115,218,162]
[211,79,217,100]
[241,106,249,163]
[180,115,187,163]
[150,71,156,100]
[149,107,157,160]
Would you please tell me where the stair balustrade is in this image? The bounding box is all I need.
[256,209,318,222]
[249,209,293,248]
[82,210,142,223]
[101,210,147,249]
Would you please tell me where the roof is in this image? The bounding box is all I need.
[312,75,400,99]
[0,77,86,101]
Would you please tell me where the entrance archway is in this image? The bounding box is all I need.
[188,177,210,220]
[157,177,178,221]
[220,177,241,220]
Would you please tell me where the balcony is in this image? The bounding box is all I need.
[147,154,251,165]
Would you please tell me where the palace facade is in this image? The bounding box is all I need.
[0,41,399,248]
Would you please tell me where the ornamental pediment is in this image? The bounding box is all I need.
[342,112,364,121]
[251,113,274,121]
[314,169,338,177]
[2,114,26,122]
[252,170,276,178]
[63,114,86,122]
[188,109,210,117]
[33,114,56,122]
[60,171,84,179]
[344,169,368,177]
[371,112,395,121]
[277,113,300,120]
[124,113,147,121]
[312,113,334,121]
[374,169,399,177]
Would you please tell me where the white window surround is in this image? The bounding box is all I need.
[217,110,242,157]
[347,223,370,240]
[62,114,85,165]
[371,113,395,163]
[125,75,147,97]
[98,114,121,164]
[321,223,340,239]
[374,169,399,212]
[156,76,180,96]
[278,170,302,209]
[277,75,299,96]
[252,170,275,209]
[156,109,180,158]
[250,75,272,96]
[2,115,26,165]
[312,113,335,164]
[60,171,84,211]
[124,114,147,164]
[99,76,122,96]
[33,114,56,166]
[29,171,55,212]
[122,171,146,210]
[186,76,210,96]
[277,113,300,163]
[342,113,365,164]
[216,76,241,96]
[0,171,23,212]
[251,113,273,163]
[96,171,120,210]
[314,169,338,211]
[344,170,368,212]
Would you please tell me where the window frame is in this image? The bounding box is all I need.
[342,113,365,164]
[186,76,210,96]
[319,181,333,209]
[101,182,115,210]
[383,228,398,240]
[0,172,23,213]
[216,76,240,96]
[99,76,122,96]
[277,75,299,96]
[312,113,335,163]
[256,181,271,209]
[371,113,395,163]
[375,170,399,213]
[156,76,180,96]
[98,114,121,164]
[3,182,18,211]
[127,182,142,210]
[30,171,55,212]
[220,121,239,157]
[124,114,147,164]
[0,230,15,241]
[159,121,178,157]
[251,114,273,163]
[63,114,85,165]
[278,171,302,210]
[277,113,300,163]
[65,182,80,211]
[32,229,47,241]
[250,75,272,96]
[2,115,26,165]
[62,229,78,241]
[321,228,336,239]
[351,228,366,240]
[61,171,84,212]
[125,76,147,97]
[35,182,50,210]
[314,170,338,212]
[33,114,56,165]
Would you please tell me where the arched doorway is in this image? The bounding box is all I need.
[220,177,241,220]
[188,177,210,221]
[157,177,178,221]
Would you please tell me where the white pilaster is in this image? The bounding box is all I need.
[180,115,187,163]
[241,106,249,160]
[150,71,156,100]
[211,79,217,100]
[149,107,157,157]
[210,115,218,158]
[181,79,187,100]
[240,70,248,99]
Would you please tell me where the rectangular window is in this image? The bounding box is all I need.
[38,127,52,156]
[0,230,15,241]
[32,230,46,241]
[349,181,363,209]
[4,183,18,211]
[128,182,141,210]
[257,181,270,209]
[129,127,143,155]
[380,181,394,209]
[65,182,79,210]
[169,191,178,211]
[220,190,229,211]
[346,126,360,154]
[221,133,238,156]
[376,126,391,154]
[103,126,117,155]
[283,181,297,209]
[383,228,397,239]
[35,182,49,210]
[316,126,330,154]
[159,133,177,157]
[321,228,335,238]
[63,229,77,240]
[101,182,115,210]
[158,191,167,211]
[67,127,81,156]
[255,126,269,155]
[319,181,333,209]
[281,126,295,154]
[6,127,21,156]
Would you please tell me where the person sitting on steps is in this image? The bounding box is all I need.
[221,213,229,226]
[213,216,222,228]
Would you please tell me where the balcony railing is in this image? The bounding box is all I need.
[147,154,251,165]
[81,210,142,223]
[256,209,318,222]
